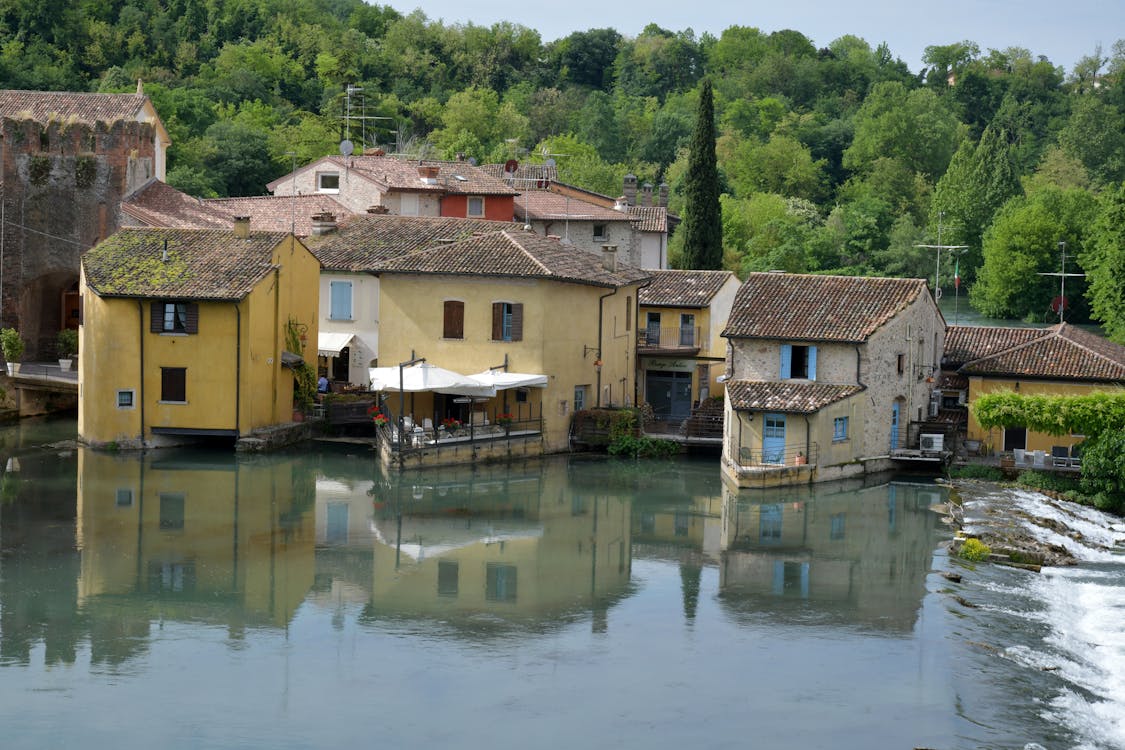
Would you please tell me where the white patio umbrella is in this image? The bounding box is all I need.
[467,369,548,390]
[368,362,496,397]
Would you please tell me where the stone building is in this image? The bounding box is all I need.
[0,87,169,359]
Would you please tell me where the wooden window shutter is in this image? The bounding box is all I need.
[444,301,464,339]
[150,302,163,333]
[185,303,199,334]
[510,303,523,341]
[492,303,503,341]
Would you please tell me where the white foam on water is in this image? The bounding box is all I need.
[1032,569,1125,750]
[1008,490,1123,562]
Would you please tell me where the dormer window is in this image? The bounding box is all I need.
[317,172,340,193]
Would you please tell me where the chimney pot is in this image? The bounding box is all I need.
[310,212,337,236]
[602,244,618,272]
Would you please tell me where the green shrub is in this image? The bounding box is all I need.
[949,464,1004,480]
[959,537,991,562]
[608,434,680,459]
[1016,470,1082,495]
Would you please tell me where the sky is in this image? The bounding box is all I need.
[383,0,1121,76]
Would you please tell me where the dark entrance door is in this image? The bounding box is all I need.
[1004,426,1027,451]
[646,371,692,420]
[332,347,350,382]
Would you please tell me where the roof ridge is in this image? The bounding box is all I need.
[958,326,1057,370]
[508,231,554,276]
[1055,324,1125,368]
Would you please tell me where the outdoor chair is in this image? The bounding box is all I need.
[1051,446,1070,467]
[1070,443,1083,468]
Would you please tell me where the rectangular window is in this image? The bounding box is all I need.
[897,353,906,375]
[830,513,846,540]
[593,224,607,241]
[159,492,185,531]
[574,385,587,412]
[467,196,485,217]
[161,367,186,403]
[116,389,135,409]
[443,300,464,339]
[148,561,196,593]
[759,504,782,543]
[116,488,134,507]
[485,563,518,602]
[329,281,353,321]
[317,172,340,193]
[833,416,849,442]
[646,312,661,345]
[780,344,816,380]
[491,302,523,341]
[680,313,695,346]
[150,301,198,334]
[438,561,459,597]
[625,296,632,331]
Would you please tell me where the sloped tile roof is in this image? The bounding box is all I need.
[0,90,149,123]
[627,205,668,233]
[942,325,1047,368]
[378,230,651,288]
[83,227,291,300]
[306,215,516,272]
[478,162,558,186]
[122,180,352,236]
[273,155,518,196]
[514,191,631,223]
[722,273,930,342]
[726,380,863,413]
[959,323,1125,382]
[640,270,735,308]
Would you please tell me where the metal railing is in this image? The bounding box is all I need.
[733,443,818,469]
[638,326,703,349]
[379,415,544,454]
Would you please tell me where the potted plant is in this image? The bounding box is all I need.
[57,328,78,371]
[441,417,462,432]
[1,328,24,376]
[496,412,515,429]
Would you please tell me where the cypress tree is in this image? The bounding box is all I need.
[680,78,723,270]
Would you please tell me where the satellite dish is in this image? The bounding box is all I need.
[339,139,354,156]
[504,158,519,175]
[545,158,556,168]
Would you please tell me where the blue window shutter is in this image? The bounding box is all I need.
[780,344,792,379]
[330,281,351,320]
[808,346,817,381]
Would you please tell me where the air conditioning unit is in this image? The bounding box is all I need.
[920,433,944,451]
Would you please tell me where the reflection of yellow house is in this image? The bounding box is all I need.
[637,270,740,422]
[718,481,939,631]
[945,323,1125,453]
[75,449,316,629]
[79,224,320,448]
[366,465,632,623]
[375,230,649,462]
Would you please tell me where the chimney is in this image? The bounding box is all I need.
[366,204,390,214]
[310,212,337,236]
[641,182,653,207]
[658,182,669,208]
[418,165,440,184]
[622,174,637,206]
[601,244,618,272]
[232,215,251,239]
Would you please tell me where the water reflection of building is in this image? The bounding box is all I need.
[719,480,942,631]
[75,449,316,659]
[356,460,633,631]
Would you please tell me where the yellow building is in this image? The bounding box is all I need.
[637,269,739,423]
[945,323,1125,455]
[78,223,320,448]
[374,229,649,466]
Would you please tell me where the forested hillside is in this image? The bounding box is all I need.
[2,0,1124,332]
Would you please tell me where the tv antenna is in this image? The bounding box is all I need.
[340,84,393,151]
[914,211,967,305]
[1038,241,1084,323]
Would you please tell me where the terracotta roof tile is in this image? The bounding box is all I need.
[722,273,930,342]
[206,195,351,236]
[478,162,557,188]
[726,380,863,413]
[514,191,632,223]
[298,156,518,196]
[639,270,735,308]
[627,205,668,233]
[83,227,292,300]
[377,230,651,288]
[960,323,1125,382]
[306,215,515,272]
[0,89,149,123]
[121,180,232,229]
[942,325,1047,368]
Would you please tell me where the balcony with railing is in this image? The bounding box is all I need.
[638,325,704,354]
[732,443,819,470]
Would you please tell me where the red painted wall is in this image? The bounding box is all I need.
[440,195,515,222]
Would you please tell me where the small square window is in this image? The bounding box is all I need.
[115,488,134,507]
[116,389,135,409]
[593,224,607,241]
[317,173,340,193]
[467,196,484,216]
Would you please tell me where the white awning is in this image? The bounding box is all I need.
[318,331,356,357]
[368,363,496,398]
[468,369,548,390]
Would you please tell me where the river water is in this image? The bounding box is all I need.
[1,417,1123,749]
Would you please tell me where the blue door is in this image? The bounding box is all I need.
[763,413,786,464]
[890,402,900,450]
